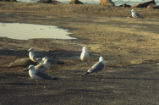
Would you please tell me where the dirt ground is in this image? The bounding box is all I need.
[0,2,159,105]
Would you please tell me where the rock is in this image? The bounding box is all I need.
[132,0,156,8]
[0,0,16,2]
[52,0,61,4]
[119,3,131,8]
[99,0,115,6]
[38,0,61,4]
[69,0,83,4]
[38,0,52,3]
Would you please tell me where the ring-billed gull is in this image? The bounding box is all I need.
[28,65,56,88]
[80,46,90,62]
[28,48,42,63]
[84,56,105,75]
[131,9,142,18]
[34,56,51,72]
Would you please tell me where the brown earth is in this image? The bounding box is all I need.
[0,2,159,105]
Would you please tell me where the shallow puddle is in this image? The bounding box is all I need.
[0,23,76,40]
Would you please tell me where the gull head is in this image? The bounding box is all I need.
[82,46,87,51]
[131,9,136,13]
[28,48,34,52]
[99,56,104,62]
[42,56,49,62]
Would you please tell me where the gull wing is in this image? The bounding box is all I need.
[36,71,53,80]
[88,61,105,73]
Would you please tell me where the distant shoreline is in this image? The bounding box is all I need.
[16,0,159,6]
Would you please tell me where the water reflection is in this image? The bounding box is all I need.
[0,23,76,40]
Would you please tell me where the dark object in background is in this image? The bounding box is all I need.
[69,0,83,4]
[132,0,156,8]
[119,3,131,8]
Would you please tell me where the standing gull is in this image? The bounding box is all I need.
[84,56,105,75]
[28,48,42,63]
[80,46,90,62]
[34,56,51,72]
[28,65,56,88]
[131,9,142,18]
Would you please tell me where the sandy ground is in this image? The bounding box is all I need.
[0,2,159,105]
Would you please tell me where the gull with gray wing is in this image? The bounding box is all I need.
[34,56,51,72]
[131,9,142,18]
[84,56,105,75]
[28,65,56,88]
